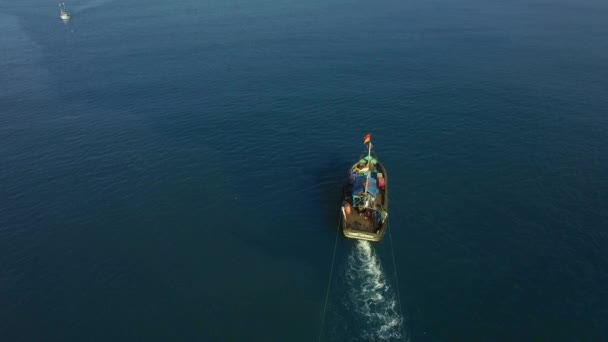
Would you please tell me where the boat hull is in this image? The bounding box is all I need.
[341,161,388,242]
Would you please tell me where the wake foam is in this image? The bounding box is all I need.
[74,0,117,13]
[345,240,405,341]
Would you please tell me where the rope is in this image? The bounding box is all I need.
[318,215,342,342]
[388,222,408,341]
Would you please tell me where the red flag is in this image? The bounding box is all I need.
[363,133,371,144]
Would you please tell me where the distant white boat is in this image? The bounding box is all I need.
[59,2,71,20]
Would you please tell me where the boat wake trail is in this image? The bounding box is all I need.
[74,0,117,13]
[345,240,405,341]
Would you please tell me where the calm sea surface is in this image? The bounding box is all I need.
[1,0,607,341]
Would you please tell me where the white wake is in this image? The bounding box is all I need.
[74,0,118,13]
[345,240,405,341]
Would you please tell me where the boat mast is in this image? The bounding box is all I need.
[363,136,372,204]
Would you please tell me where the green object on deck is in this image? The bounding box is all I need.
[363,156,378,165]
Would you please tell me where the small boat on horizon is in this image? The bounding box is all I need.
[341,133,389,242]
[59,2,71,20]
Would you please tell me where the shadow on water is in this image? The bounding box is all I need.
[315,154,351,228]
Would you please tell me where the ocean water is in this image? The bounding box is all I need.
[1,0,607,340]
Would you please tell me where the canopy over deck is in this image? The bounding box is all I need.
[352,174,379,197]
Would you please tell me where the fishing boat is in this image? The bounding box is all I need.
[341,134,389,242]
[59,2,71,20]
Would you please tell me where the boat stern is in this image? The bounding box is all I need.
[342,226,386,242]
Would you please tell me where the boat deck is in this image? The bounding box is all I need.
[344,209,378,233]
[343,189,385,234]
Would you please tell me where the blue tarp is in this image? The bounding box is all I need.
[352,175,379,197]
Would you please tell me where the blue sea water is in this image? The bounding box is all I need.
[1,0,608,340]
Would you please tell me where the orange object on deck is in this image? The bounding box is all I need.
[344,203,351,215]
